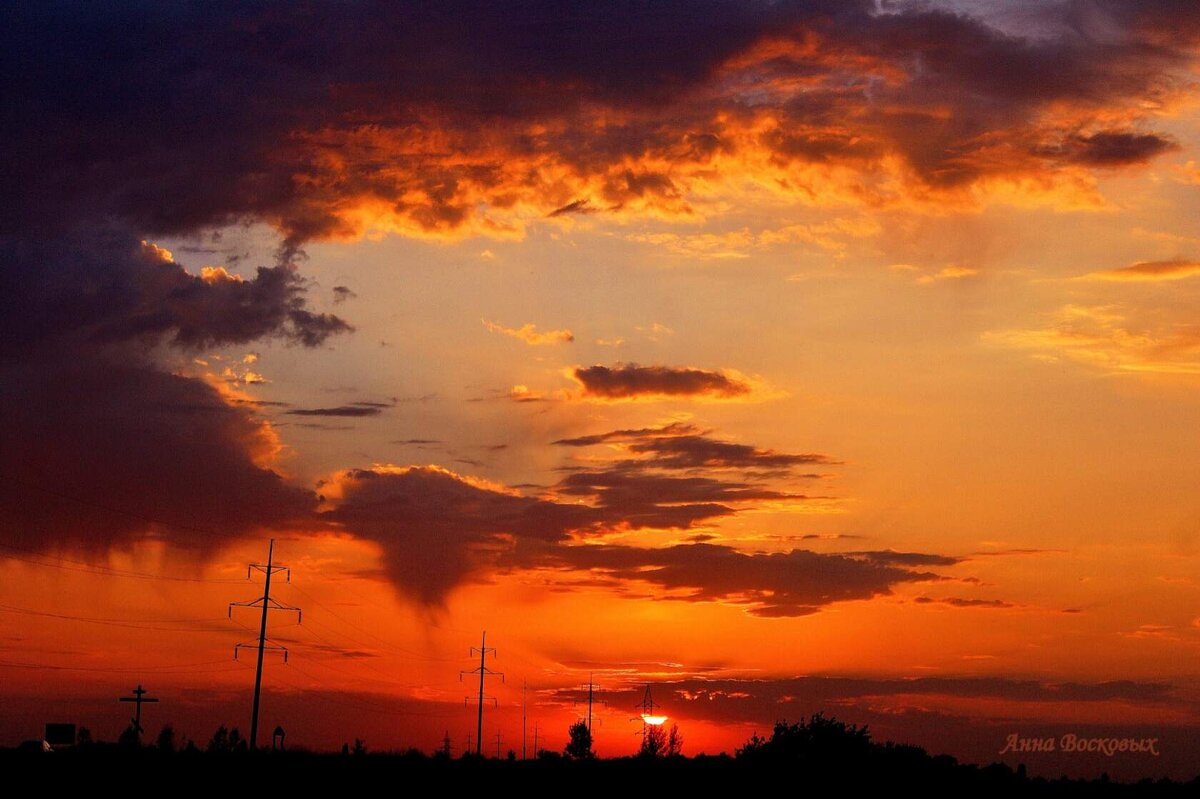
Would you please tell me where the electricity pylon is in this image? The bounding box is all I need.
[229,539,300,750]
[459,630,503,756]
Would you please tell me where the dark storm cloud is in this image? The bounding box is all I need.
[553,423,836,474]
[0,1,839,242]
[0,231,349,358]
[552,422,701,447]
[573,364,751,399]
[321,453,937,612]
[556,468,803,513]
[0,232,342,556]
[284,309,352,347]
[851,550,960,567]
[1073,131,1179,166]
[286,405,384,417]
[533,542,951,617]
[321,462,777,603]
[914,596,1014,609]
[554,425,832,525]
[1041,131,1179,167]
[320,466,600,604]
[4,0,1195,568]
[624,435,834,470]
[6,1,1188,252]
[0,358,314,552]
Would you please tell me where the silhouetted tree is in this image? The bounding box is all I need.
[76,727,93,747]
[638,724,666,758]
[740,731,766,754]
[564,720,594,759]
[229,727,247,753]
[352,738,367,756]
[207,725,230,753]
[736,713,871,764]
[506,749,516,761]
[118,724,140,749]
[666,723,683,757]
[156,725,176,753]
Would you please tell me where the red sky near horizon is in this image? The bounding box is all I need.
[2,0,1200,780]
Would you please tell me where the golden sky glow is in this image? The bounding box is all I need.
[2,0,1200,780]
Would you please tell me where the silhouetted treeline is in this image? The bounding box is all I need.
[3,714,1196,795]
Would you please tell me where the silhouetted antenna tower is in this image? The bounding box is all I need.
[494,729,503,758]
[459,630,503,756]
[441,730,452,757]
[118,684,158,739]
[632,683,666,741]
[229,539,300,750]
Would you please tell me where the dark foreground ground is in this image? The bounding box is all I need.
[3,748,1197,795]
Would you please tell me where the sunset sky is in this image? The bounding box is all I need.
[3,0,1200,778]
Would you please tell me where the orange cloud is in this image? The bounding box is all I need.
[1076,260,1200,283]
[199,265,244,284]
[508,384,549,403]
[483,319,575,345]
[916,265,979,285]
[1176,160,1200,184]
[627,217,880,259]
[13,4,1199,258]
[985,305,1200,376]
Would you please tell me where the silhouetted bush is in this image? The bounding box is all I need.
[737,713,871,765]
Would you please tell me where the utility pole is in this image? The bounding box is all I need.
[533,722,539,757]
[229,539,300,750]
[441,730,452,758]
[459,631,503,756]
[465,733,472,755]
[495,729,503,759]
[118,684,158,739]
[587,673,595,733]
[574,672,607,735]
[522,679,527,760]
